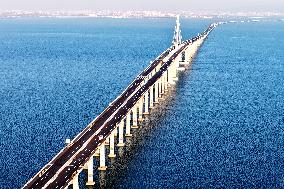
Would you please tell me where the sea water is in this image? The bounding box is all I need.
[0,18,283,188]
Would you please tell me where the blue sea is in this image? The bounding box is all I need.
[0,17,283,189]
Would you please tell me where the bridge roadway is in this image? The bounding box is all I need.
[24,23,218,189]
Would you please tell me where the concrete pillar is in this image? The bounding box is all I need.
[114,127,118,137]
[177,55,181,67]
[149,85,154,108]
[117,120,125,147]
[138,98,143,121]
[158,78,163,98]
[161,75,165,94]
[172,63,176,81]
[154,81,159,104]
[165,72,169,90]
[185,49,189,61]
[86,156,95,185]
[72,174,79,189]
[166,69,171,87]
[167,67,171,84]
[108,132,116,158]
[98,142,107,171]
[132,105,138,129]
[125,113,132,137]
[173,60,178,80]
[144,90,149,114]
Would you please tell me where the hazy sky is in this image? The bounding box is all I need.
[1,0,283,12]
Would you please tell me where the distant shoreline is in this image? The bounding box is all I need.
[0,10,283,19]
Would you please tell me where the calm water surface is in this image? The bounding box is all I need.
[0,18,283,188]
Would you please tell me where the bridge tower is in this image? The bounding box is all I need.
[172,15,182,48]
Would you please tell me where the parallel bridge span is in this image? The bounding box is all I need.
[23,17,221,189]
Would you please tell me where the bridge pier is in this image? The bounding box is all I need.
[177,52,186,71]
[183,48,190,64]
[154,81,159,104]
[164,72,168,91]
[172,59,179,81]
[138,98,144,121]
[117,120,125,147]
[143,91,149,114]
[149,85,154,108]
[168,65,175,85]
[98,142,107,171]
[158,77,163,98]
[125,113,132,137]
[132,106,138,128]
[114,127,117,137]
[72,174,79,189]
[86,156,95,186]
[161,75,165,95]
[108,132,116,158]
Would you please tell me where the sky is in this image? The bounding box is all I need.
[0,0,284,12]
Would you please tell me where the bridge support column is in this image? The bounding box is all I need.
[132,105,138,128]
[72,174,79,189]
[184,48,188,62]
[98,142,107,171]
[166,69,172,86]
[144,91,149,115]
[181,48,191,64]
[86,156,95,185]
[167,67,172,85]
[162,74,165,88]
[125,113,132,137]
[172,59,179,81]
[114,127,117,137]
[108,132,116,158]
[161,74,165,94]
[158,78,163,98]
[117,120,125,147]
[163,72,166,89]
[138,98,144,121]
[154,81,159,104]
[149,86,154,109]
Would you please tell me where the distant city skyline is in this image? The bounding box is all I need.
[0,0,284,13]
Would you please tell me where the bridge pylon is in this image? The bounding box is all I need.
[172,15,182,48]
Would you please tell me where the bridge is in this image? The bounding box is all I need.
[23,16,220,189]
